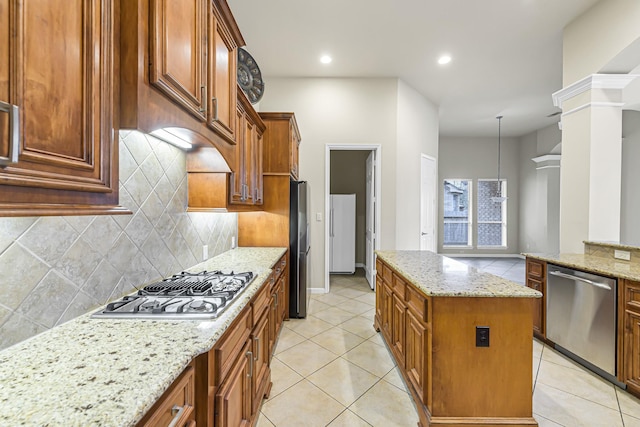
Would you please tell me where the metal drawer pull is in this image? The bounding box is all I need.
[0,101,19,165]
[254,336,260,361]
[212,96,218,121]
[549,270,612,290]
[199,86,207,113]
[246,350,253,377]
[168,404,186,427]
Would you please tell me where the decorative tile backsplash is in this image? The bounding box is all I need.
[0,131,237,350]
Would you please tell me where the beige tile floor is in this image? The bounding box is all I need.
[256,268,640,427]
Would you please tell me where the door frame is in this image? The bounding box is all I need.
[325,144,382,293]
[420,154,438,252]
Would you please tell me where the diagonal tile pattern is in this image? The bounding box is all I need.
[0,130,237,351]
[257,265,640,426]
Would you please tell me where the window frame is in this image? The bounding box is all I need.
[442,178,473,248]
[476,179,507,248]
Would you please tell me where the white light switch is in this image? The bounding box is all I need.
[202,245,209,260]
[316,212,322,221]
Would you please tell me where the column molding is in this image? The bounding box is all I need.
[552,74,638,109]
[532,154,561,170]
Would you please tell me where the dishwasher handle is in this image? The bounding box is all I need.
[549,270,612,291]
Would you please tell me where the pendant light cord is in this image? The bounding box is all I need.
[496,115,503,197]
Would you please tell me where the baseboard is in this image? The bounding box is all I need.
[355,262,366,268]
[310,287,326,294]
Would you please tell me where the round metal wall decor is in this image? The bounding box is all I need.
[237,48,264,104]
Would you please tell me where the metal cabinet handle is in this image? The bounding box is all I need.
[168,404,186,427]
[212,96,218,121]
[0,101,19,165]
[246,350,253,377]
[549,270,612,290]
[254,336,260,361]
[199,86,207,114]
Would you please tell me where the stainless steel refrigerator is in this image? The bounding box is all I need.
[290,180,310,318]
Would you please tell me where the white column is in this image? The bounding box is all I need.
[552,74,638,253]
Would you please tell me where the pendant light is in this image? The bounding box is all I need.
[491,115,507,203]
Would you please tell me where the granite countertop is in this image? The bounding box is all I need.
[523,252,640,282]
[376,250,540,298]
[0,247,287,427]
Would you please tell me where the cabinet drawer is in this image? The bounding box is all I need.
[252,282,270,324]
[527,278,543,293]
[392,274,406,298]
[274,254,287,281]
[406,284,429,324]
[139,365,195,427]
[212,306,252,386]
[376,258,383,276]
[527,259,545,279]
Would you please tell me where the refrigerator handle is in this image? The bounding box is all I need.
[330,209,334,237]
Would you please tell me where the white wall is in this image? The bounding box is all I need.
[438,136,520,255]
[396,80,439,250]
[621,110,640,245]
[563,0,640,85]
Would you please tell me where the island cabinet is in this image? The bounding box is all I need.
[525,258,546,339]
[120,0,242,165]
[0,0,126,216]
[622,279,640,396]
[136,362,196,427]
[374,254,538,427]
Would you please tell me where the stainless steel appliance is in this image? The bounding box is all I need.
[92,271,255,320]
[290,180,310,318]
[546,264,620,384]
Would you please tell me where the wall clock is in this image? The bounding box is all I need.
[237,48,264,104]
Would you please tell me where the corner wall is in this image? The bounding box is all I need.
[621,110,640,245]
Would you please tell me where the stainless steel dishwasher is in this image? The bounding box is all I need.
[546,264,620,385]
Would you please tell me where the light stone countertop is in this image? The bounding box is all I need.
[0,247,287,427]
[376,250,540,298]
[523,252,640,282]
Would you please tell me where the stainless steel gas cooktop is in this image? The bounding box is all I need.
[92,271,255,320]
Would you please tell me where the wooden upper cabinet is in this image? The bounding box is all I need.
[259,113,301,178]
[150,0,206,120]
[0,0,125,216]
[208,3,237,143]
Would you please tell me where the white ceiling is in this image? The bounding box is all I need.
[228,0,602,137]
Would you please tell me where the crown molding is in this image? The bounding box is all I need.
[552,74,639,108]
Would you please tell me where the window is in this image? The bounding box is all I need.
[443,179,472,246]
[477,180,507,247]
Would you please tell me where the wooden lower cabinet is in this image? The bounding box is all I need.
[525,258,546,339]
[137,363,196,427]
[375,256,537,427]
[622,279,640,396]
[215,340,253,427]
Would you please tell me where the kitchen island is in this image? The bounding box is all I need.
[0,247,286,426]
[375,250,541,427]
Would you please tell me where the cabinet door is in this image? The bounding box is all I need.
[242,117,255,205]
[392,292,406,368]
[277,274,287,327]
[215,340,252,427]
[381,282,393,343]
[251,307,271,417]
[406,310,429,406]
[375,272,383,328]
[624,310,640,393]
[0,0,118,210]
[290,122,299,178]
[253,131,264,205]
[208,4,236,142]
[150,0,206,120]
[527,278,543,335]
[229,106,245,204]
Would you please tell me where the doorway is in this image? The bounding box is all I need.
[420,154,437,251]
[325,145,381,292]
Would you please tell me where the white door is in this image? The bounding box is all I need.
[330,194,356,273]
[365,151,375,289]
[420,155,437,251]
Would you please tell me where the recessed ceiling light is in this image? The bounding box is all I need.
[438,55,452,65]
[320,55,332,64]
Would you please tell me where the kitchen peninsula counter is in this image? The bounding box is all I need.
[523,252,640,281]
[375,250,540,427]
[0,247,286,427]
